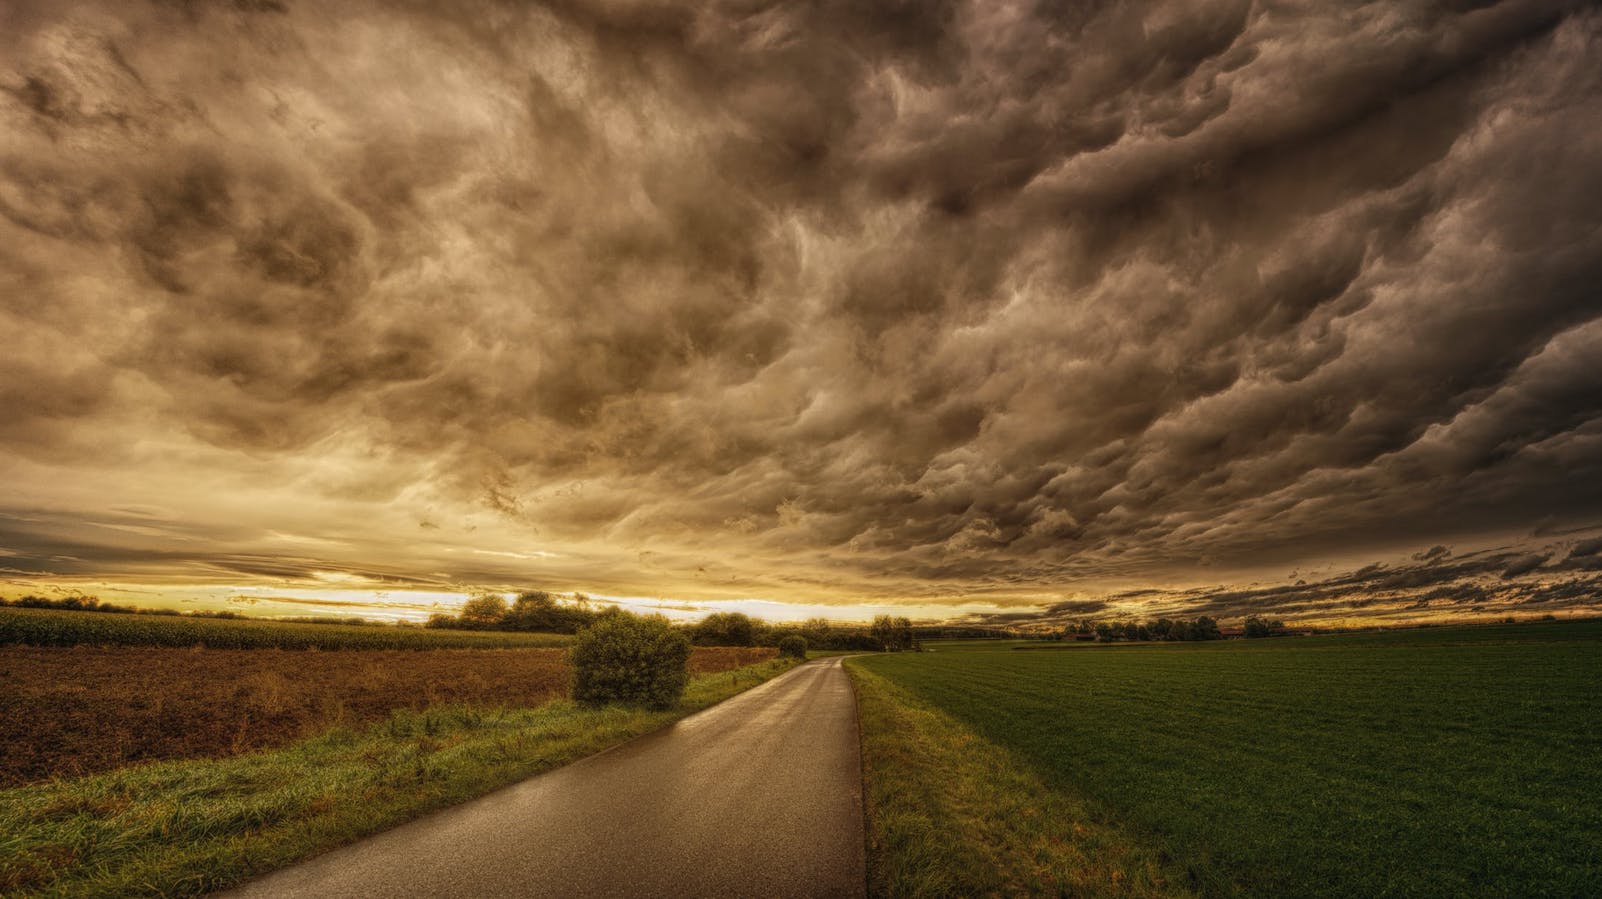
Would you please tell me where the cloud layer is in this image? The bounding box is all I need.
[3,0,1601,620]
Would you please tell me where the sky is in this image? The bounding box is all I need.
[2,0,1601,627]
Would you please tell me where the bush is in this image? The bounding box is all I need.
[570,613,692,709]
[777,635,807,659]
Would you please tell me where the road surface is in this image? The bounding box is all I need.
[223,657,866,898]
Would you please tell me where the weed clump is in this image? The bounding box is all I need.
[777,635,807,659]
[569,613,691,709]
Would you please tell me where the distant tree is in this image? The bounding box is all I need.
[502,591,557,630]
[894,617,917,652]
[1193,616,1222,641]
[1243,616,1285,638]
[693,612,757,646]
[871,615,895,650]
[1094,622,1115,642]
[570,613,691,709]
[871,615,917,651]
[458,594,509,629]
[502,591,595,633]
[800,617,832,647]
[777,635,807,659]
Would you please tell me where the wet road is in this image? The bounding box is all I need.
[223,657,866,898]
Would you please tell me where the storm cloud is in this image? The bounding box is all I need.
[2,0,1601,620]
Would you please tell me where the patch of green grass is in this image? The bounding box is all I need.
[854,620,1602,897]
[0,658,797,897]
[847,662,1184,898]
[919,639,1046,653]
[0,607,570,650]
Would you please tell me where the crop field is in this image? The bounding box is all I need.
[1,656,797,896]
[0,607,574,650]
[0,645,774,786]
[852,620,1602,897]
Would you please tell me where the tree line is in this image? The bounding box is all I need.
[424,593,921,651]
[1058,614,1287,642]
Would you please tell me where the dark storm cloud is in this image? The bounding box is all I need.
[961,535,1602,625]
[3,0,1602,616]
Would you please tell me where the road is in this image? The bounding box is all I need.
[223,656,866,899]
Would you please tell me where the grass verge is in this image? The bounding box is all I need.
[846,660,1186,898]
[1,658,797,897]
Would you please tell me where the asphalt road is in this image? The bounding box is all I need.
[223,656,866,899]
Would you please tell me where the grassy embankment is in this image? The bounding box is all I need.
[1,655,798,896]
[849,619,1602,897]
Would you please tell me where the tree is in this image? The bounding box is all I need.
[503,591,559,631]
[458,594,509,629]
[1193,616,1221,640]
[1243,616,1285,638]
[801,617,832,647]
[693,612,756,646]
[777,635,807,659]
[871,615,896,650]
[502,591,595,633]
[893,617,917,652]
[570,613,691,709]
[869,615,917,651]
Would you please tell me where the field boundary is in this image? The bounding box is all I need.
[845,658,1187,898]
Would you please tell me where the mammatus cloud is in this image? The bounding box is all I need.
[2,0,1601,621]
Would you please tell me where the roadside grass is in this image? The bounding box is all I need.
[856,620,1602,897]
[0,658,797,897]
[0,607,572,650]
[847,662,1186,898]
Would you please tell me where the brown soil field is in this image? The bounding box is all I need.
[0,645,776,786]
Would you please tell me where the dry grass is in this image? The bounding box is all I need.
[847,660,1184,898]
[1,657,797,897]
[0,645,773,786]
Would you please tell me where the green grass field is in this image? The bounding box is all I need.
[852,620,1602,897]
[0,607,570,650]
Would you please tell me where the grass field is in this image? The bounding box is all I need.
[1,656,798,896]
[0,607,573,650]
[850,619,1602,897]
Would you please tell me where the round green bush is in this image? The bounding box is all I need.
[569,613,691,709]
[777,634,807,659]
